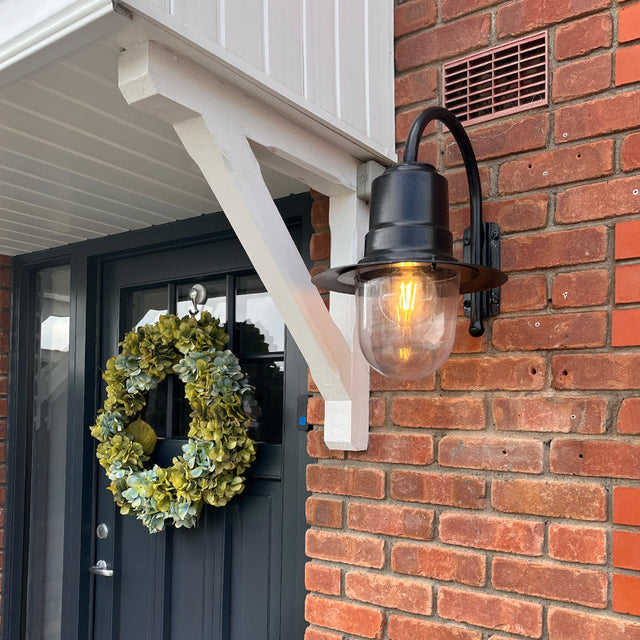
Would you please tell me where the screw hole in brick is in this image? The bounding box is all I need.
[502,450,507,455]
[562,370,568,376]
[578,454,584,459]
[577,153,582,159]
[530,367,537,375]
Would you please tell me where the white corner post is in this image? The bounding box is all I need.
[118,41,370,449]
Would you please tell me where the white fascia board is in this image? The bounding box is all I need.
[118,41,370,450]
[0,1,126,88]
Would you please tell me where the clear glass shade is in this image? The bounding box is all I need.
[356,265,460,380]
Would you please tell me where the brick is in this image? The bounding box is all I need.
[492,478,607,521]
[552,54,611,103]
[497,0,608,37]
[551,439,640,479]
[306,497,343,529]
[499,140,613,194]
[0,268,10,289]
[307,465,385,499]
[612,309,640,346]
[391,397,485,430]
[441,0,502,21]
[395,67,438,108]
[348,503,434,540]
[621,1,640,42]
[349,432,433,465]
[394,0,437,37]
[305,530,385,569]
[447,167,491,204]
[552,270,609,308]
[501,275,548,312]
[553,354,640,389]
[450,195,548,242]
[616,264,640,303]
[346,571,432,615]
[438,586,542,638]
[616,219,640,259]
[493,312,606,351]
[556,91,640,142]
[548,606,640,640]
[305,629,344,640]
[392,542,485,586]
[306,562,341,596]
[452,318,488,354]
[549,524,607,565]
[311,198,329,230]
[388,614,482,640]
[615,487,640,525]
[502,227,607,272]
[396,13,491,71]
[441,357,545,391]
[493,397,606,434]
[616,44,640,86]
[618,398,640,434]
[614,574,640,617]
[391,471,486,509]
[556,176,640,223]
[310,231,330,262]
[305,595,384,639]
[614,530,640,571]
[492,557,607,608]
[555,13,613,60]
[307,430,345,460]
[438,435,543,473]
[370,369,435,391]
[445,114,548,166]
[439,512,544,556]
[621,131,640,171]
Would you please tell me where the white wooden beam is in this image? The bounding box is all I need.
[118,40,370,450]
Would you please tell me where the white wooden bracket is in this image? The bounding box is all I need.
[118,41,370,450]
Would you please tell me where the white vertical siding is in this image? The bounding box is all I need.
[123,0,395,159]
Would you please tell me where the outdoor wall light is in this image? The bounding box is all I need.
[312,106,508,380]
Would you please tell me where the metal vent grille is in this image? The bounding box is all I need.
[443,32,548,126]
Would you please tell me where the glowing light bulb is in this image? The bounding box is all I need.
[356,266,460,380]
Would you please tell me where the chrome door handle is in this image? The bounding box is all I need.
[88,559,113,577]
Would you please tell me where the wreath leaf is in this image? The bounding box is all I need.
[126,418,157,456]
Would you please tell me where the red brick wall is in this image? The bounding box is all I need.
[0,256,9,599]
[305,2,640,638]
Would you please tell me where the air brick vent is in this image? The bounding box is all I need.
[443,32,548,126]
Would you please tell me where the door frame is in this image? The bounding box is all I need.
[2,193,313,640]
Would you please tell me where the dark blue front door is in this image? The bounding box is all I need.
[91,225,310,640]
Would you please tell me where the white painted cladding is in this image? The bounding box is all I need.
[123,0,396,160]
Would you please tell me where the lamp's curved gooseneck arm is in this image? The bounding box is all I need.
[405,106,485,336]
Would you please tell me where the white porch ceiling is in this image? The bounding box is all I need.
[0,38,306,256]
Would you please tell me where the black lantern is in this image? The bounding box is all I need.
[312,106,508,380]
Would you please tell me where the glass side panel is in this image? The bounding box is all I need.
[236,274,284,354]
[25,265,71,640]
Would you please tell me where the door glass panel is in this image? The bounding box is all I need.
[236,274,285,353]
[25,265,71,640]
[130,287,167,329]
[243,360,284,443]
[176,279,226,324]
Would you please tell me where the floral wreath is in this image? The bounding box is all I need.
[90,312,256,533]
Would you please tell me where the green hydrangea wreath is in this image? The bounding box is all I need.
[90,312,256,533]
